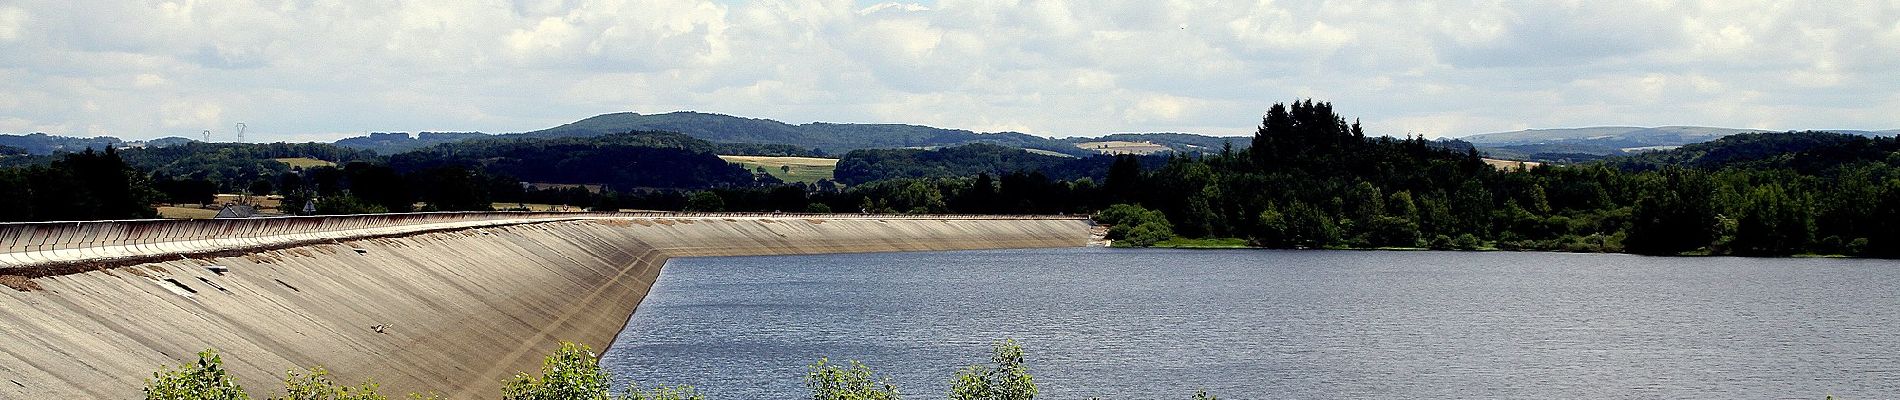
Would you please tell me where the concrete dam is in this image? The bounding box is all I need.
[0,212,1091,398]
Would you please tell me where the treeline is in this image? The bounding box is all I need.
[389,132,761,190]
[822,100,1900,257]
[833,143,1151,186]
[141,340,1220,400]
[0,148,158,221]
[1080,101,1900,257]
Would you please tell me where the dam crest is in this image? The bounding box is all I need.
[0,212,1091,398]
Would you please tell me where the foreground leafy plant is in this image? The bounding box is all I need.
[502,341,701,400]
[949,339,1037,400]
[277,366,389,400]
[805,357,901,400]
[144,349,250,400]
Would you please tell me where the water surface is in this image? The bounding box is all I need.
[603,248,1900,398]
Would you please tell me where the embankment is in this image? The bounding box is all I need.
[0,212,1089,398]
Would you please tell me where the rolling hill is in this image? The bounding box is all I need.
[1460,126,1899,161]
[332,112,1247,156]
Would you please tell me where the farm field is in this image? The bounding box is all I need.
[155,206,220,219]
[718,155,838,184]
[1482,158,1545,171]
[273,157,336,168]
[1075,141,1170,155]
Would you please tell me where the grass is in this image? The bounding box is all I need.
[274,157,337,169]
[1074,141,1170,155]
[718,155,838,184]
[156,206,221,219]
[1150,237,1252,249]
[1481,158,1543,171]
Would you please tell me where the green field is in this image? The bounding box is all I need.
[273,157,337,169]
[719,155,838,184]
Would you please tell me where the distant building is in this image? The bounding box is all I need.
[214,204,257,219]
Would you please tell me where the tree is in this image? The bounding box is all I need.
[1363,215,1422,248]
[341,163,412,213]
[1104,155,1144,204]
[501,342,701,400]
[1343,181,1384,224]
[314,195,387,215]
[805,357,900,400]
[278,366,390,400]
[1282,202,1341,248]
[416,167,492,212]
[501,342,615,400]
[684,192,724,212]
[143,349,249,400]
[248,179,275,196]
[1731,184,1813,256]
[1097,204,1176,246]
[950,339,1037,400]
[1625,168,1717,255]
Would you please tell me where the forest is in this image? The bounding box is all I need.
[4,100,1898,257]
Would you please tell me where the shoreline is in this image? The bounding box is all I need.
[1122,237,1869,259]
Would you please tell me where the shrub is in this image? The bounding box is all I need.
[1452,233,1482,250]
[501,342,701,400]
[1093,203,1163,227]
[805,357,901,400]
[1098,203,1175,247]
[1116,222,1175,247]
[279,366,389,400]
[950,339,1037,400]
[144,350,250,400]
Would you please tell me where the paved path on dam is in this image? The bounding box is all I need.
[0,212,1091,398]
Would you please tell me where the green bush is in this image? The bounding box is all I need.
[145,350,250,400]
[684,192,725,212]
[279,366,391,400]
[805,357,900,400]
[950,339,1037,400]
[1098,203,1175,247]
[502,342,701,400]
[1115,222,1175,247]
[1094,203,1168,228]
[1452,233,1483,250]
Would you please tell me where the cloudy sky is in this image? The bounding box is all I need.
[1,0,1895,142]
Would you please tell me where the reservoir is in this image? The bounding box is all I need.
[602,248,1900,398]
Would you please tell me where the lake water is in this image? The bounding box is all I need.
[601,248,1900,398]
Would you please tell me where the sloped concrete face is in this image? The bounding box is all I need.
[0,216,1090,398]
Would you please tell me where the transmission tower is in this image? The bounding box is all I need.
[234,123,247,143]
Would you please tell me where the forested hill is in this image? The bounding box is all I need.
[834,143,1140,185]
[521,111,1090,156]
[333,112,1248,156]
[1462,126,1900,162]
[1605,130,1897,172]
[388,131,762,190]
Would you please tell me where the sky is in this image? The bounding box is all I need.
[1,0,1895,142]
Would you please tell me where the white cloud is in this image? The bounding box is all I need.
[0,0,1894,142]
[0,7,25,42]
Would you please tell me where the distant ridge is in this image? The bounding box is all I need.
[333,111,1248,156]
[1459,126,1899,161]
[0,133,198,155]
